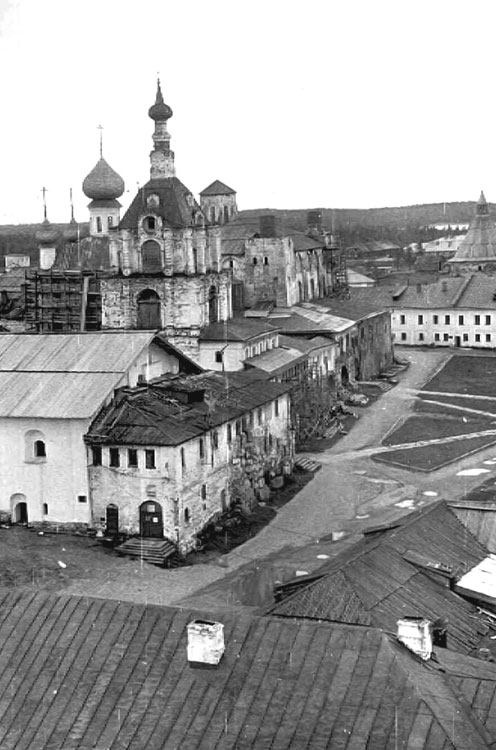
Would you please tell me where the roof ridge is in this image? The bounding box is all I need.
[450,274,473,307]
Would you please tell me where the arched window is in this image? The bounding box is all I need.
[180,447,186,475]
[252,257,258,266]
[137,288,161,329]
[25,430,47,462]
[210,207,216,223]
[141,240,162,272]
[143,216,157,233]
[264,257,269,266]
[223,205,229,223]
[208,286,218,324]
[35,440,46,458]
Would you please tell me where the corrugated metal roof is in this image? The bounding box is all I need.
[0,332,155,372]
[0,332,157,419]
[0,371,123,418]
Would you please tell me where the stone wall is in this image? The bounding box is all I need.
[87,393,294,554]
[101,271,231,332]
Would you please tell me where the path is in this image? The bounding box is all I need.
[62,348,496,608]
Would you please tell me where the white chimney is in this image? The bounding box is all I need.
[397,617,433,660]
[187,620,225,666]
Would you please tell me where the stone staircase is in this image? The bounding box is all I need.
[294,456,322,474]
[116,538,177,566]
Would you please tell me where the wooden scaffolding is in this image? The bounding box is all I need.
[23,270,103,332]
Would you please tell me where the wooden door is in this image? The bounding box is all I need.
[140,501,163,538]
[106,504,119,535]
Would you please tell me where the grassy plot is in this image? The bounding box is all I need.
[374,435,496,472]
[422,355,496,397]
[375,353,496,471]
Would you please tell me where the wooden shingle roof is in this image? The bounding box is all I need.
[0,589,493,749]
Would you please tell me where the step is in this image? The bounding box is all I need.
[294,456,322,474]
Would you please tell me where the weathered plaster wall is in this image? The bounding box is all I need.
[88,394,294,553]
[0,417,91,525]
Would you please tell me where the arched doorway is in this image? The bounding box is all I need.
[341,365,350,387]
[137,289,161,329]
[11,493,28,524]
[139,501,163,538]
[141,240,162,272]
[106,504,119,536]
[208,285,218,323]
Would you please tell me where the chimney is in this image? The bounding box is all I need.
[259,215,277,238]
[187,619,225,666]
[441,280,448,292]
[397,617,433,660]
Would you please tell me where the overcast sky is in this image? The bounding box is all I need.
[0,0,494,224]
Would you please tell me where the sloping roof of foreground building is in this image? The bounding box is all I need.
[0,588,494,749]
[0,332,161,419]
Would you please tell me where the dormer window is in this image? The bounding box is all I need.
[143,216,157,233]
[146,193,160,208]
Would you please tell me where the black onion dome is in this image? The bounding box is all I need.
[148,80,173,121]
[36,219,59,244]
[82,157,125,200]
[63,219,79,242]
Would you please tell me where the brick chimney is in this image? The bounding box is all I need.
[187,620,225,666]
[397,617,433,660]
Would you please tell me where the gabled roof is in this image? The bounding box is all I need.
[0,589,493,749]
[200,179,236,196]
[120,178,202,230]
[86,370,290,445]
[267,502,492,655]
[199,318,278,342]
[0,332,158,419]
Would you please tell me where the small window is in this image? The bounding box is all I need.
[215,350,223,363]
[78,495,87,503]
[145,449,156,469]
[418,314,423,325]
[435,333,440,341]
[419,332,424,341]
[201,484,207,500]
[107,216,113,229]
[35,440,46,458]
[257,409,263,425]
[92,446,102,466]
[486,315,492,325]
[128,449,138,468]
[476,334,481,342]
[96,216,102,233]
[184,507,190,523]
[458,315,464,325]
[487,334,492,342]
[433,315,439,324]
[463,333,469,342]
[144,216,156,232]
[443,334,449,342]
[475,315,481,325]
[445,315,450,324]
[401,333,407,341]
[42,503,48,515]
[213,431,219,449]
[199,438,205,459]
[109,448,120,467]
[264,256,269,266]
[275,399,279,417]
[252,257,258,265]
[235,421,241,436]
[400,315,406,325]
[180,447,186,474]
[226,424,232,444]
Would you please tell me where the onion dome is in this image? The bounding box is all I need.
[82,157,125,201]
[36,219,59,245]
[148,80,173,121]
[63,219,79,242]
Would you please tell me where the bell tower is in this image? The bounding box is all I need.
[149,79,176,179]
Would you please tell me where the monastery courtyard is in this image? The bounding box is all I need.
[5,347,496,611]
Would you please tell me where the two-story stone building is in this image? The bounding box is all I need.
[85,371,294,553]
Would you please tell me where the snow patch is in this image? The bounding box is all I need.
[456,468,491,477]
